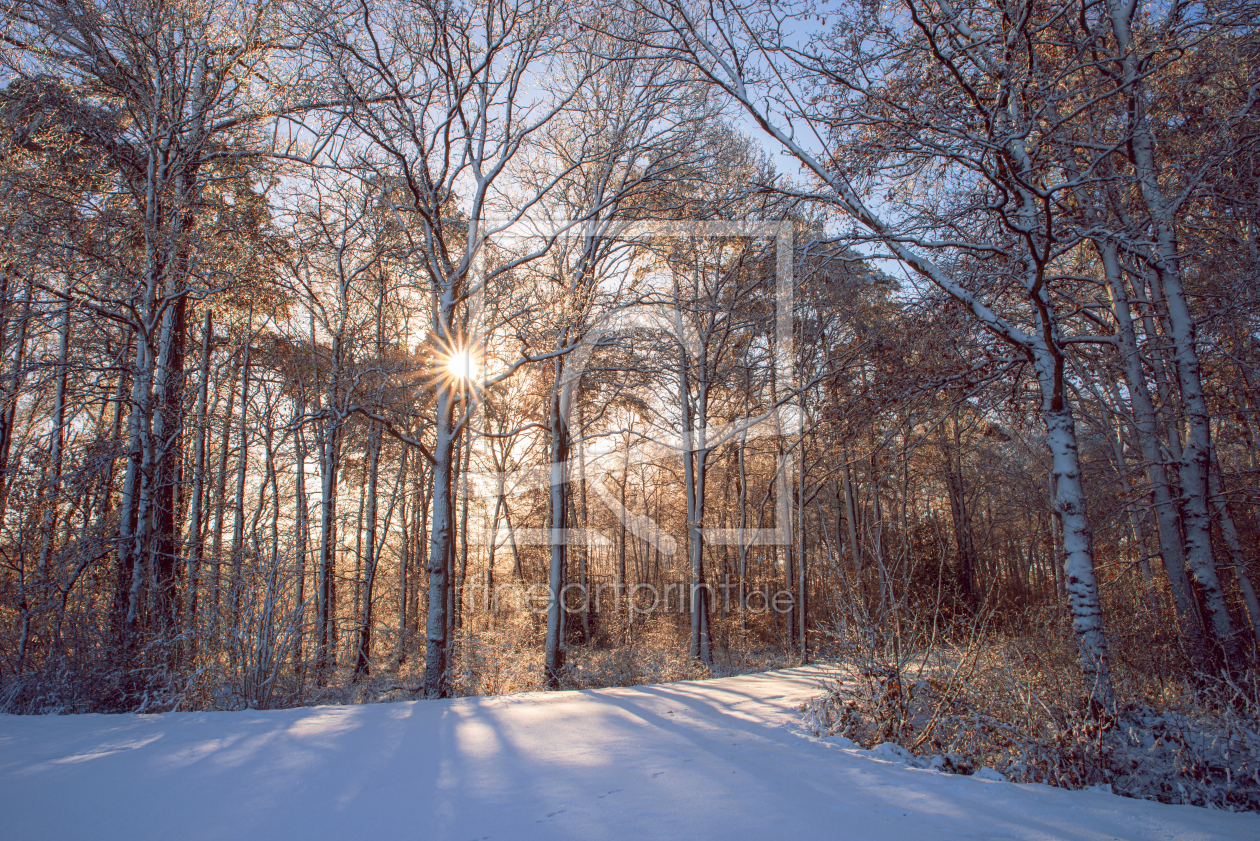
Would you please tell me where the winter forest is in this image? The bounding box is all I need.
[2,0,1260,815]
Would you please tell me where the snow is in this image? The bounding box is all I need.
[0,667,1255,840]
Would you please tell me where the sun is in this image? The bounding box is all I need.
[446,349,478,382]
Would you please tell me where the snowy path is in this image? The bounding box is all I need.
[0,667,1255,840]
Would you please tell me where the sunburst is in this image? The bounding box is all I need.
[445,349,478,382]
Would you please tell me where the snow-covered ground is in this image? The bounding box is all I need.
[1,667,1255,840]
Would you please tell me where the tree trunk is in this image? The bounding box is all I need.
[293,392,309,683]
[544,367,569,688]
[209,353,240,629]
[148,291,187,645]
[1208,447,1260,647]
[1040,372,1114,712]
[354,423,381,680]
[423,384,456,698]
[680,357,712,665]
[228,318,252,623]
[184,309,213,652]
[1104,0,1236,664]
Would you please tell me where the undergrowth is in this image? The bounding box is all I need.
[803,614,1260,811]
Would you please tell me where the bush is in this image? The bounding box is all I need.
[803,636,1260,811]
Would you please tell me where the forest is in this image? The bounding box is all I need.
[1,0,1258,810]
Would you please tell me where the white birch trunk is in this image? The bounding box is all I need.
[1101,243,1203,649]
[1103,0,1237,662]
[1041,395,1114,712]
[423,385,456,698]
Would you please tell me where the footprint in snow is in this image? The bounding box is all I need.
[535,809,567,822]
